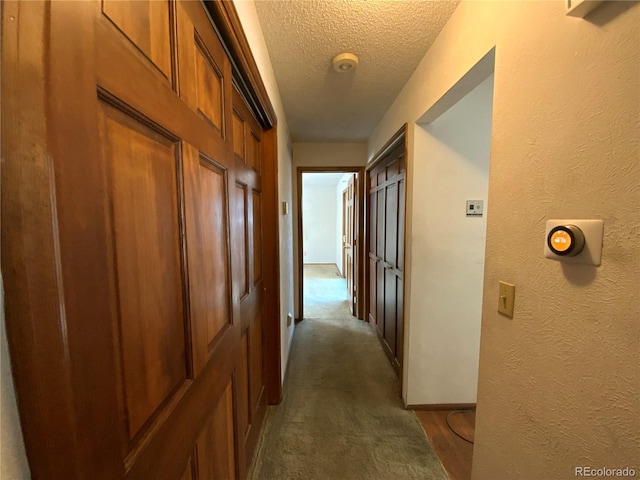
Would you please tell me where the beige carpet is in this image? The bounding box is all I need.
[249,265,448,480]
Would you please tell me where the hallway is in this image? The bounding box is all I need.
[249,265,447,480]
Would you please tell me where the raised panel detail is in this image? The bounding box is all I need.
[232,111,245,161]
[195,34,223,134]
[252,191,262,285]
[102,0,173,80]
[196,382,236,480]
[239,332,251,432]
[249,313,263,413]
[247,131,260,172]
[376,190,385,258]
[199,157,230,348]
[385,184,398,265]
[235,183,249,298]
[99,101,187,441]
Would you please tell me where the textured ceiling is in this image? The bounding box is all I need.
[254,0,460,142]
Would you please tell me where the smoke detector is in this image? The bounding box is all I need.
[332,53,358,73]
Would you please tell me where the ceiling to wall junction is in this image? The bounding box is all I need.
[254,0,460,142]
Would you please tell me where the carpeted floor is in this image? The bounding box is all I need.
[249,264,448,480]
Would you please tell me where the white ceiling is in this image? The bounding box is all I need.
[254,0,460,142]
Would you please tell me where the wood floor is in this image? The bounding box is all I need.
[415,410,476,480]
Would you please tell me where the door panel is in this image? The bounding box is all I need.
[398,179,405,270]
[235,183,250,299]
[196,381,236,480]
[369,258,377,326]
[100,100,188,443]
[385,184,398,266]
[253,191,263,283]
[183,144,232,375]
[102,0,174,81]
[376,263,385,338]
[194,36,224,134]
[384,272,397,357]
[368,143,406,375]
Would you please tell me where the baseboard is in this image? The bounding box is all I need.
[407,403,476,411]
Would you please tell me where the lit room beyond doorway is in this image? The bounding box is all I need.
[302,172,356,319]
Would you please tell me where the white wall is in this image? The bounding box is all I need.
[292,143,367,317]
[302,182,338,264]
[233,0,295,380]
[369,2,640,478]
[406,75,493,405]
[1,277,31,479]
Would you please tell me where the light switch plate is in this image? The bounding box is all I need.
[498,281,515,318]
[544,219,604,266]
[466,200,483,217]
[282,201,289,215]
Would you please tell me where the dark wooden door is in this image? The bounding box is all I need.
[344,174,356,313]
[231,88,268,472]
[368,146,406,374]
[1,1,267,479]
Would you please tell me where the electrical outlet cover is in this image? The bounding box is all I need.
[466,200,483,216]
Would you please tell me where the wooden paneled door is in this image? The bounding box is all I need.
[1,1,275,479]
[367,132,406,375]
[343,174,356,314]
[231,88,268,470]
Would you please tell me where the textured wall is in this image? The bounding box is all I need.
[291,143,367,318]
[369,1,640,478]
[233,0,296,380]
[406,75,493,406]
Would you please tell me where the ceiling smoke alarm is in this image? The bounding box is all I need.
[332,53,359,73]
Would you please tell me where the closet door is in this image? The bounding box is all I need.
[368,145,406,375]
[1,2,267,478]
[231,88,268,472]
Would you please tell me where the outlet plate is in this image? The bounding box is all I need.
[498,281,515,318]
[466,200,483,217]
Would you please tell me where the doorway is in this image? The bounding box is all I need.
[296,167,365,321]
[411,71,495,480]
[301,172,355,318]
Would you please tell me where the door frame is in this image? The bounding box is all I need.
[296,166,365,321]
[364,124,409,391]
[341,187,348,279]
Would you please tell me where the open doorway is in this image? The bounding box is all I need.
[301,172,355,318]
[411,69,495,480]
[297,168,365,320]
